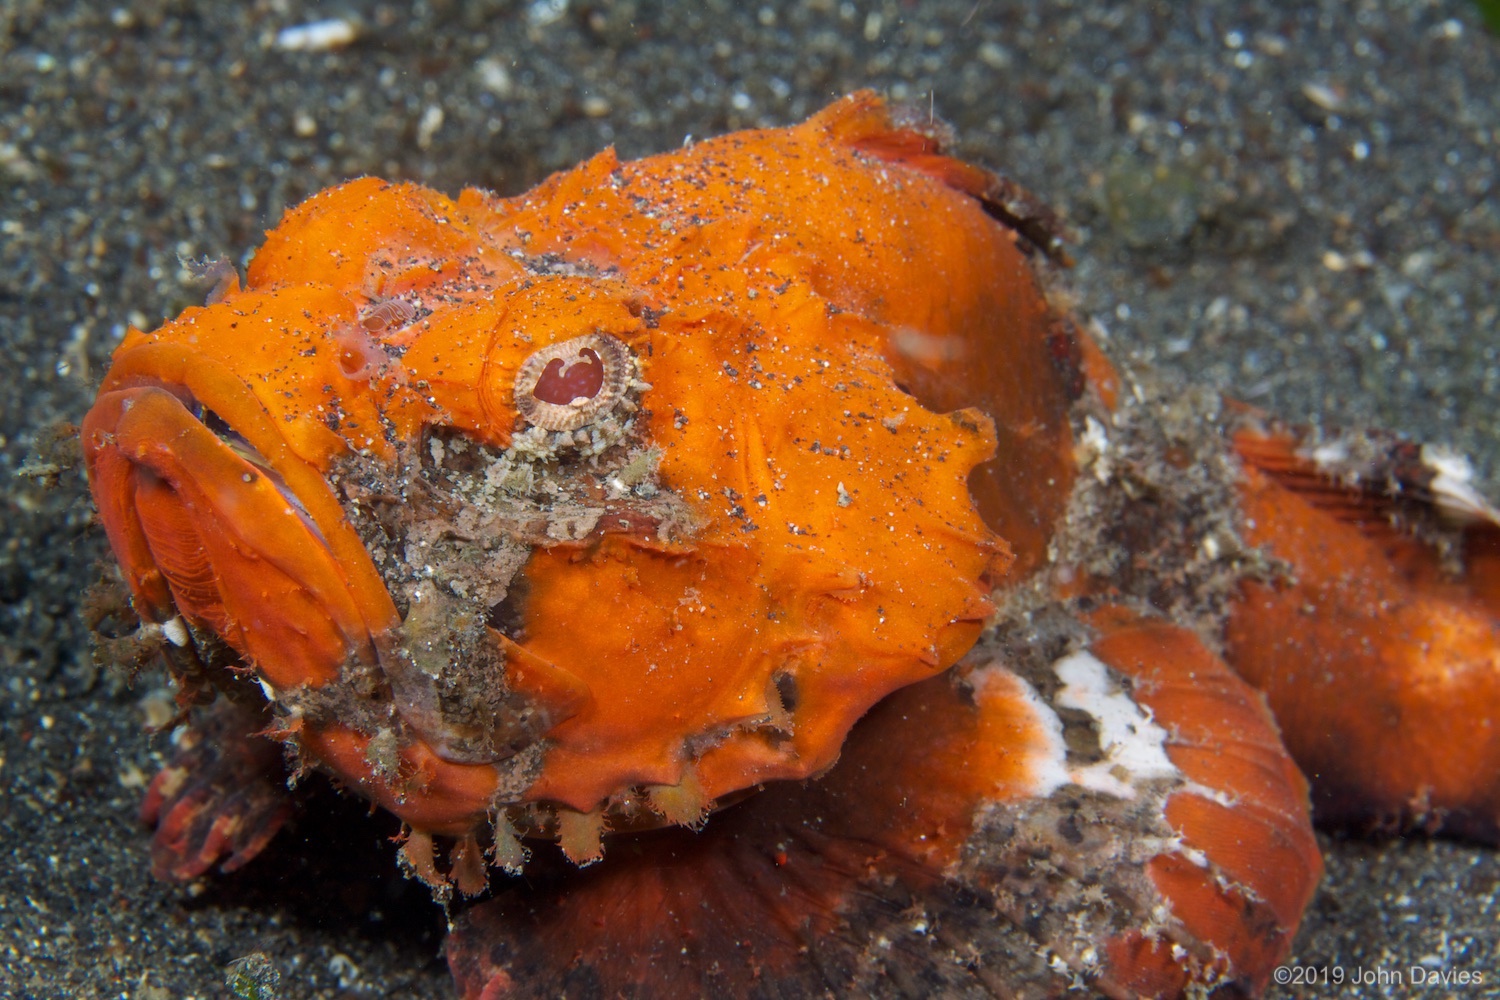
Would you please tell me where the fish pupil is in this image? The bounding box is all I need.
[532,348,604,404]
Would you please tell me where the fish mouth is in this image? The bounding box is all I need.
[80,370,673,847]
[81,380,384,692]
[81,378,538,841]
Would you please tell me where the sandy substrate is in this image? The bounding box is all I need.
[2,1,1496,997]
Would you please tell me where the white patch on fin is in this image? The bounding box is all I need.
[1180,780,1237,809]
[1053,651,1179,799]
[968,663,1070,798]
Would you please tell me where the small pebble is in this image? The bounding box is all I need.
[273,17,361,52]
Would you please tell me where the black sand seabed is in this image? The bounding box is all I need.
[2,2,1497,997]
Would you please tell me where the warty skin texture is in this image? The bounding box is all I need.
[80,93,1500,997]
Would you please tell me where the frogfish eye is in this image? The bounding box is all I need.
[532,348,603,405]
[513,332,634,432]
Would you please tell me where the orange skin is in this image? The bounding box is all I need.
[1085,613,1321,998]
[83,93,1078,842]
[448,610,1320,999]
[1228,427,1500,840]
[80,93,1500,996]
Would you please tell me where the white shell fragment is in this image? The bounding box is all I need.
[160,616,190,648]
[274,17,361,52]
[1421,444,1500,527]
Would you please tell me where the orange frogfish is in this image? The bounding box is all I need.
[82,93,1500,998]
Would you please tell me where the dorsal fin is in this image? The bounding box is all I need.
[806,90,1072,264]
[1231,415,1500,589]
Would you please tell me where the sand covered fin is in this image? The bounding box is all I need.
[806,89,1071,263]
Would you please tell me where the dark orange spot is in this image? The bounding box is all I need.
[532,348,604,404]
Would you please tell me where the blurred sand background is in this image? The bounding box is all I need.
[2,1,1497,996]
